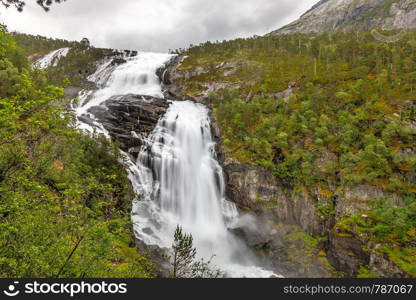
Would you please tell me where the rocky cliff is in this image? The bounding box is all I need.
[270,0,416,35]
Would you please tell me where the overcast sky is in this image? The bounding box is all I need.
[0,0,318,52]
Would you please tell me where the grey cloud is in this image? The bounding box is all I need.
[1,0,319,52]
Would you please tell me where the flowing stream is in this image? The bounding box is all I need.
[72,51,276,278]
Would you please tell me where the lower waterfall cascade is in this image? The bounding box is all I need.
[74,52,278,278]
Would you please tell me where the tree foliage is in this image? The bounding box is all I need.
[1,0,66,11]
[170,226,223,278]
[0,27,154,278]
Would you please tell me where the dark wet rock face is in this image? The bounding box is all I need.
[134,239,170,278]
[89,94,169,159]
[221,157,408,277]
[157,53,411,278]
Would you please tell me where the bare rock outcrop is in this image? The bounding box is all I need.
[89,94,169,159]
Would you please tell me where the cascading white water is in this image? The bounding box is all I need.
[74,51,277,278]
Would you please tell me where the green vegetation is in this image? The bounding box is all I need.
[170,226,223,278]
[13,32,107,88]
[178,31,416,276]
[0,28,154,277]
[383,246,416,276]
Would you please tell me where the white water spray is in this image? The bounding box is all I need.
[74,52,277,278]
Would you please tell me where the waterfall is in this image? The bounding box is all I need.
[74,52,277,278]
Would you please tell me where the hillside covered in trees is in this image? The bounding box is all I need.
[164,30,416,277]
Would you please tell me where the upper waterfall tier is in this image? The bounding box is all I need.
[73,52,277,278]
[34,48,70,69]
[76,52,173,117]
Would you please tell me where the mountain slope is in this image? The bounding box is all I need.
[271,0,416,35]
[159,31,416,277]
